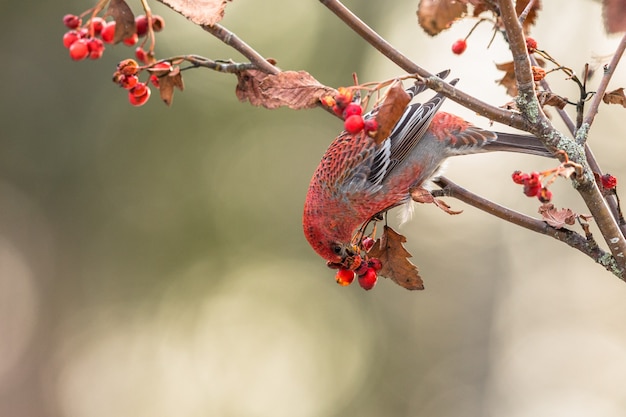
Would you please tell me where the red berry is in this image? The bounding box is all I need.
[63,30,80,48]
[90,17,106,36]
[151,15,165,32]
[131,82,149,97]
[368,258,383,272]
[354,261,369,277]
[123,33,139,46]
[128,84,151,106]
[117,59,139,76]
[526,37,537,52]
[344,115,365,134]
[63,14,81,29]
[149,74,160,88]
[332,104,344,117]
[135,15,149,37]
[538,187,552,203]
[69,39,89,61]
[335,269,355,286]
[343,103,362,118]
[523,182,541,197]
[87,38,105,59]
[135,47,148,64]
[361,236,375,251]
[512,170,530,185]
[363,119,378,134]
[522,172,542,197]
[601,173,617,189]
[358,268,378,291]
[451,39,467,55]
[118,74,139,90]
[334,93,350,109]
[101,21,116,44]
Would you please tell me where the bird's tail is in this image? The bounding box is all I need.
[484,132,554,158]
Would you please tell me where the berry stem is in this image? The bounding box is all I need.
[139,0,157,54]
[85,0,110,38]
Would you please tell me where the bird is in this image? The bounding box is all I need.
[303,71,552,269]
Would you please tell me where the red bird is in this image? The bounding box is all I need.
[303,73,551,268]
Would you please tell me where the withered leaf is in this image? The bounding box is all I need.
[158,0,232,26]
[105,0,136,44]
[538,203,576,228]
[368,226,424,290]
[515,0,541,33]
[371,80,411,144]
[603,87,626,108]
[495,61,518,97]
[471,0,497,17]
[410,186,462,214]
[417,0,467,36]
[536,91,568,109]
[158,68,184,106]
[603,0,626,33]
[235,70,337,110]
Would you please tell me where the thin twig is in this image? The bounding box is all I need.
[582,32,626,127]
[200,24,279,75]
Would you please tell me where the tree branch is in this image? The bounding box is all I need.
[200,23,279,75]
[582,32,626,127]
[498,0,626,276]
[319,0,533,133]
[434,177,622,277]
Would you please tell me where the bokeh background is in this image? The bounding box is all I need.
[2,1,626,416]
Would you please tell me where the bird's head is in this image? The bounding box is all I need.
[302,206,362,269]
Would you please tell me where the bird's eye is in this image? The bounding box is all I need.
[331,243,343,255]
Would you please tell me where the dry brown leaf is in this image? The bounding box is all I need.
[368,226,424,290]
[410,186,463,215]
[495,61,518,97]
[603,0,626,33]
[516,0,541,33]
[538,203,576,228]
[104,0,136,43]
[537,91,568,109]
[371,81,411,144]
[158,68,184,106]
[417,0,467,36]
[158,0,232,26]
[470,0,496,17]
[235,70,336,110]
[603,87,626,108]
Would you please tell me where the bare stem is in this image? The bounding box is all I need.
[199,24,279,75]
[582,32,626,127]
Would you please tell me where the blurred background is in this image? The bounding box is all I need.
[2,1,626,416]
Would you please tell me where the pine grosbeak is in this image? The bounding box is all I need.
[303,73,551,268]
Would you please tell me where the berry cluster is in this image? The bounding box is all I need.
[62,13,164,62]
[329,236,383,291]
[112,59,173,106]
[322,89,379,136]
[512,170,553,203]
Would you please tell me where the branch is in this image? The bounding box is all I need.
[434,177,622,277]
[319,0,534,133]
[200,23,279,75]
[498,0,626,276]
[582,32,626,127]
